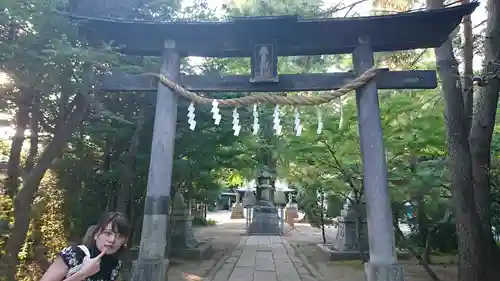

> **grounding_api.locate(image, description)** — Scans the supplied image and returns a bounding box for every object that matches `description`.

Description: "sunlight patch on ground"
[0,72,12,86]
[183,272,203,281]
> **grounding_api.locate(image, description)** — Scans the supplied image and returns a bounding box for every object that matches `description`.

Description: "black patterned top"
[59,245,122,281]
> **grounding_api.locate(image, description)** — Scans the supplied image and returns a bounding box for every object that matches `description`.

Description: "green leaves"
[276,87,448,210]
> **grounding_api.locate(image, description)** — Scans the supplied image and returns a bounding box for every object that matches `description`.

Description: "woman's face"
[94,223,127,254]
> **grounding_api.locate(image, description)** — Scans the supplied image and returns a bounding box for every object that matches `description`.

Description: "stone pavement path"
[209,236,319,281]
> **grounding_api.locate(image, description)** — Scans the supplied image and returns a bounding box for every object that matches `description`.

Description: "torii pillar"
[354,36,404,281]
[130,40,179,281]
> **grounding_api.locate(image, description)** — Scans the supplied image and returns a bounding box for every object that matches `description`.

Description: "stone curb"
[283,240,326,281]
[203,249,232,281]
[203,238,246,281]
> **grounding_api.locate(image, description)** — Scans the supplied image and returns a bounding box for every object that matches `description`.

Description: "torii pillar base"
[365,263,404,281]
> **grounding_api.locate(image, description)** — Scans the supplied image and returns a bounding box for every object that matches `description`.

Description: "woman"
[40,212,130,281]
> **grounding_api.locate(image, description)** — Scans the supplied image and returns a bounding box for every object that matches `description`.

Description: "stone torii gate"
[68,3,477,281]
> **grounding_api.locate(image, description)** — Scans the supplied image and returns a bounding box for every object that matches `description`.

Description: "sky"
[181,0,487,70]
[183,0,486,25]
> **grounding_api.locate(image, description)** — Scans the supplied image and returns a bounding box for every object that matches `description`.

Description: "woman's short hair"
[82,212,130,250]
[82,224,97,244]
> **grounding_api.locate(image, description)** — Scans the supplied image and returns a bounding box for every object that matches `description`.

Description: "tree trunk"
[0,93,88,281]
[4,90,32,198]
[24,95,40,174]
[461,0,474,133]
[116,103,147,213]
[469,0,500,269]
[423,238,432,265]
[319,190,326,244]
[416,200,429,248]
[425,1,489,281]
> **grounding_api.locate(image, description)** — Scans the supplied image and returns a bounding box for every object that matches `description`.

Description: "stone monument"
[314,194,370,261]
[169,191,212,259]
[247,166,281,235]
[230,192,245,219]
[334,197,369,252]
[320,194,409,261]
[170,192,199,250]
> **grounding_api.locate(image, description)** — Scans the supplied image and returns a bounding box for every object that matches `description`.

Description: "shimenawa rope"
[141,67,381,107]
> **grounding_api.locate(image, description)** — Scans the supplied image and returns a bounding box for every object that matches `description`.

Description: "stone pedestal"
[129,258,169,281]
[230,203,245,219]
[247,201,280,235]
[169,192,200,257]
[170,214,198,249]
[230,192,245,219]
[334,202,369,252]
[364,262,404,281]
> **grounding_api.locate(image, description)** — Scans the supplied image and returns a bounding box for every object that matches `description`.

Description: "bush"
[192,217,217,226]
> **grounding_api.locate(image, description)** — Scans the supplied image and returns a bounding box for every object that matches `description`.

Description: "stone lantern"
[257,166,273,202]
[247,166,280,235]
